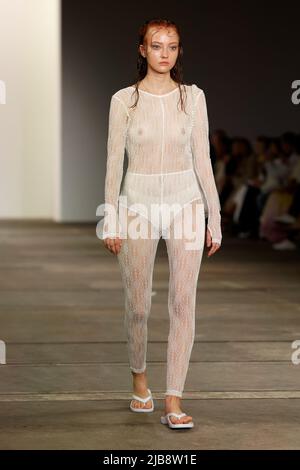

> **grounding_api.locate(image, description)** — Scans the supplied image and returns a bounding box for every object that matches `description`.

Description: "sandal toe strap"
[167,412,186,418]
[131,394,152,403]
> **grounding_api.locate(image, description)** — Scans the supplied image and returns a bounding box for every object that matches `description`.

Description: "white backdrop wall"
[0,0,60,219]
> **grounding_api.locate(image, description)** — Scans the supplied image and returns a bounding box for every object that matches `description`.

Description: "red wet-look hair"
[130,18,190,113]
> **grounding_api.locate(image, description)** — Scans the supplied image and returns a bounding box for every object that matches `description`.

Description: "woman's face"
[232,141,244,157]
[139,26,179,74]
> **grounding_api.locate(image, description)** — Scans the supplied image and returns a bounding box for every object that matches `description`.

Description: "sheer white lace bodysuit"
[101,83,222,398]
[101,84,222,243]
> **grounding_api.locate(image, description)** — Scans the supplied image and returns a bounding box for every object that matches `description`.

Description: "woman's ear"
[139,44,146,58]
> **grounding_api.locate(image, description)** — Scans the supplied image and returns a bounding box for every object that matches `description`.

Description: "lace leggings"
[117,199,206,398]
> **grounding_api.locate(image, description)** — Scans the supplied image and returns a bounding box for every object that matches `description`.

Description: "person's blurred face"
[281,141,292,155]
[139,26,179,75]
[266,142,279,160]
[211,133,227,155]
[214,139,227,156]
[232,141,244,157]
[211,133,222,148]
[255,140,267,155]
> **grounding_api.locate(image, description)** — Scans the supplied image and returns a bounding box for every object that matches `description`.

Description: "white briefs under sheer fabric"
[117,168,205,238]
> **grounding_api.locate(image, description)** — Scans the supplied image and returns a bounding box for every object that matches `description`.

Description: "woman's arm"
[103,94,129,238]
[190,87,222,244]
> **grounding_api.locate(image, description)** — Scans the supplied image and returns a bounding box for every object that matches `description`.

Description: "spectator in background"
[280,131,300,171]
[272,134,300,249]
[255,135,270,163]
[210,129,232,206]
[208,128,300,248]
[259,132,300,249]
[257,138,284,213]
[274,158,300,225]
[223,137,261,237]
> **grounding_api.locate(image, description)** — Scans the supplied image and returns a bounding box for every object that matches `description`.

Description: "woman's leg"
[117,209,160,374]
[163,200,205,423]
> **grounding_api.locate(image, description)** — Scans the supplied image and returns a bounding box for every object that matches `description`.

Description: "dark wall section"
[61,0,300,220]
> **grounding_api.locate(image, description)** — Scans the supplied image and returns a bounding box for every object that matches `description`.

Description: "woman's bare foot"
[165,395,193,424]
[131,371,153,409]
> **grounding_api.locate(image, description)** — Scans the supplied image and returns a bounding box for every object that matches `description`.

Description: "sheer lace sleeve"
[191,87,222,244]
[103,94,129,238]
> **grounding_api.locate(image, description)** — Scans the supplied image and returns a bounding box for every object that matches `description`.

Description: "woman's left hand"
[206,229,221,257]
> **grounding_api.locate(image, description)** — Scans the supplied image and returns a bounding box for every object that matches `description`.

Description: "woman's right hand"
[103,237,122,255]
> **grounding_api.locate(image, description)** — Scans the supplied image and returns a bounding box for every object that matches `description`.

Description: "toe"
[170,415,192,424]
[184,416,193,423]
[170,416,181,424]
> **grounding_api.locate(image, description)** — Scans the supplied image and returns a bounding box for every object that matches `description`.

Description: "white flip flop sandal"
[129,388,154,412]
[160,412,194,429]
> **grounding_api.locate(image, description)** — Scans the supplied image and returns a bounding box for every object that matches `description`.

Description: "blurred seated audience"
[209,130,300,250]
